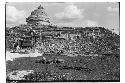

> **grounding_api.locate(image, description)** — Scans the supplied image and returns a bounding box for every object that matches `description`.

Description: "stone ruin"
[6,4,119,56]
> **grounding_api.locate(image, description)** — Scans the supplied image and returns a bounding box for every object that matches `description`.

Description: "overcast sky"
[6,2,119,34]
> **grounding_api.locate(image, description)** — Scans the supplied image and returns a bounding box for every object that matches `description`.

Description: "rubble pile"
[6,5,120,56]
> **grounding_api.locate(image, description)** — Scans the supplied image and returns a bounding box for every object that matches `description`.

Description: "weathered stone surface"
[7,70,34,80]
[26,5,51,25]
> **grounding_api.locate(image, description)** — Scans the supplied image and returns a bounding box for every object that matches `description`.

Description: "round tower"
[26,5,51,25]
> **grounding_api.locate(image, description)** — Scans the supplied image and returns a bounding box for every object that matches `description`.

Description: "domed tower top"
[26,4,51,25]
[37,4,44,9]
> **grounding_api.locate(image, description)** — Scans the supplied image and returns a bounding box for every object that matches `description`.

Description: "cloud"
[6,6,27,23]
[107,6,119,12]
[55,4,84,21]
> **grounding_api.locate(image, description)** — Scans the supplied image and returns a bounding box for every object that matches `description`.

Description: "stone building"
[7,4,83,54]
[26,5,51,26]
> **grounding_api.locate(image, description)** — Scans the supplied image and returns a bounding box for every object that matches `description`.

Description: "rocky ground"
[6,52,120,82]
